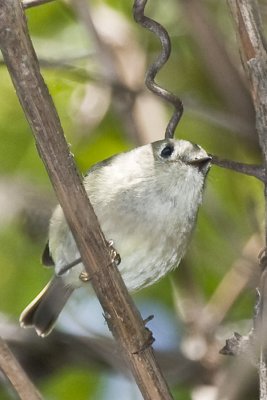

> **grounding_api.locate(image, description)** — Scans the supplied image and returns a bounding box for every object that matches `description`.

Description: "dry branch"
[0,1,173,399]
[0,336,42,400]
[227,0,267,398]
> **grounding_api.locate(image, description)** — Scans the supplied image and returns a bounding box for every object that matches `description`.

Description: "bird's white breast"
[49,146,206,291]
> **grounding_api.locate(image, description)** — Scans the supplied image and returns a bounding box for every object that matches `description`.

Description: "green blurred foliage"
[41,367,101,400]
[0,0,264,399]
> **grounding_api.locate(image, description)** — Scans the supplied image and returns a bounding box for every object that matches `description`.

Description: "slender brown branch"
[0,1,173,399]
[211,156,266,182]
[0,336,43,400]
[228,0,267,397]
[227,0,267,156]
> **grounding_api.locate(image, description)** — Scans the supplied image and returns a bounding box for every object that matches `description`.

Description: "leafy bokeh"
[0,1,265,399]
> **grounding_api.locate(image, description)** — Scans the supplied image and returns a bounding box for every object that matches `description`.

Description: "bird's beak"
[188,156,212,173]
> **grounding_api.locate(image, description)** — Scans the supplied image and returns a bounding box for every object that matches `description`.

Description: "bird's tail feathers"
[20,277,73,337]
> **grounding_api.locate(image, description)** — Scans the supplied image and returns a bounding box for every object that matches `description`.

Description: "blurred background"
[0,0,266,399]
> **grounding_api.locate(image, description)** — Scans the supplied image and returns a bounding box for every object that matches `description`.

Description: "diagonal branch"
[0,336,43,400]
[227,1,267,398]
[0,1,173,399]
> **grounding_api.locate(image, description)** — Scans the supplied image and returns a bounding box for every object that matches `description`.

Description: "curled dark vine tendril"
[133,0,183,139]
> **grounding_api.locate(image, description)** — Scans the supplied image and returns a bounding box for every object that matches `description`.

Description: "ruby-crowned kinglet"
[20,138,211,337]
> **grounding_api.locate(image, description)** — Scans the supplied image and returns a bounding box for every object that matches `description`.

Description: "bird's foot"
[108,240,121,266]
[79,271,91,282]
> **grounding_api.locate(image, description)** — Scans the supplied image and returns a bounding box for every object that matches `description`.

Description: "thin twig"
[0,336,43,400]
[0,1,173,399]
[211,156,266,182]
[227,0,267,397]
[133,0,183,139]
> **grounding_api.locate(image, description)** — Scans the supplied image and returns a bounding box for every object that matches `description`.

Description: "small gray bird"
[20,138,211,337]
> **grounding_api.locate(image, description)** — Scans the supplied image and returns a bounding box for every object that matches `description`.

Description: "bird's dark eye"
[160,144,174,158]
